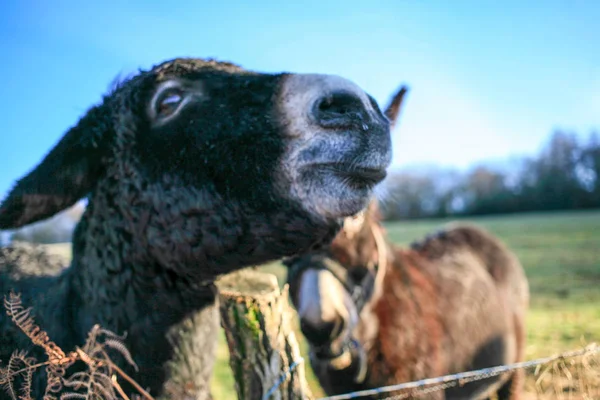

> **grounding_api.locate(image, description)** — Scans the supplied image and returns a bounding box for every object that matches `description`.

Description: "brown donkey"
[285,201,529,399]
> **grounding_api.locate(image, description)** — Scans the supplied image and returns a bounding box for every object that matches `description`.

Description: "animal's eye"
[156,89,184,118]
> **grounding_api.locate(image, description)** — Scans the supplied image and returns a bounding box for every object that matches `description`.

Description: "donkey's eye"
[156,89,184,118]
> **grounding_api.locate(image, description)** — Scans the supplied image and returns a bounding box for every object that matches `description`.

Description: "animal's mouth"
[310,337,368,383]
[320,163,387,188]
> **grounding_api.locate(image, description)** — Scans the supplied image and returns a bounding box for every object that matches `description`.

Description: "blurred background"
[0,1,599,398]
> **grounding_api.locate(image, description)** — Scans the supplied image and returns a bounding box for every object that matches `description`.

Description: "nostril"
[313,91,366,128]
[300,318,345,347]
[317,93,360,115]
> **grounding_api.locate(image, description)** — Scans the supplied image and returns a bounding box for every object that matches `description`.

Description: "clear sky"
[0,0,598,199]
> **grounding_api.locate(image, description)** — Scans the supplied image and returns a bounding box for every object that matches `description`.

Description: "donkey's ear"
[0,104,113,229]
[383,85,409,131]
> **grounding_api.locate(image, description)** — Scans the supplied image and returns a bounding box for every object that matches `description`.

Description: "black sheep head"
[0,58,392,272]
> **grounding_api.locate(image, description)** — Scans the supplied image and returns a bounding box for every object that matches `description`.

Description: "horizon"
[0,0,598,198]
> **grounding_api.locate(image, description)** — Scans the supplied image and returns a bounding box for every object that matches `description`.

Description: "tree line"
[381,130,600,221]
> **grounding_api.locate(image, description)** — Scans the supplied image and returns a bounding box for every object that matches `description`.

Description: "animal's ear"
[384,85,409,131]
[0,104,112,229]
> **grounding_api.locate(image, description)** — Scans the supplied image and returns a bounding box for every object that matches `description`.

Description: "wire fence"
[314,343,600,400]
[262,357,306,400]
[261,342,599,400]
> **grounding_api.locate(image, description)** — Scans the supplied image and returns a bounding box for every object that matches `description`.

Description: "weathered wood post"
[216,269,313,400]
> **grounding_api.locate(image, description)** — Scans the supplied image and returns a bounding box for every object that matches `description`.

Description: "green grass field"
[42,209,600,399]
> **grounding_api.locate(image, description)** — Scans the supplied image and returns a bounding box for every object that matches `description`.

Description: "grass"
[42,209,600,399]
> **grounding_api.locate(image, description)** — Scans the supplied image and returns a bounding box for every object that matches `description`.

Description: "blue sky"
[0,0,598,199]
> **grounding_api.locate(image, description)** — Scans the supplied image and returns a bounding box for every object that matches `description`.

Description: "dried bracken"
[0,293,151,400]
[0,350,36,400]
[4,292,67,364]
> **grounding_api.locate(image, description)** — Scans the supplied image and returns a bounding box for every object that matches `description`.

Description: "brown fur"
[290,202,529,399]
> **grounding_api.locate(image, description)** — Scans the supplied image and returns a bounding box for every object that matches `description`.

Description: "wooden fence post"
[216,269,313,400]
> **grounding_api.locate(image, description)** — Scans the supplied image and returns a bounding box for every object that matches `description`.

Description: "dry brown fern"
[0,292,155,400]
[3,291,75,400]
[0,350,36,400]
[4,292,68,364]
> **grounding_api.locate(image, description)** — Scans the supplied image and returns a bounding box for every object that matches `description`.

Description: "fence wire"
[312,343,600,400]
[262,357,306,400]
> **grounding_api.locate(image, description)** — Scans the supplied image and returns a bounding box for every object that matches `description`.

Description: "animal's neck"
[348,234,390,356]
[355,247,444,386]
[67,178,338,346]
[62,181,337,395]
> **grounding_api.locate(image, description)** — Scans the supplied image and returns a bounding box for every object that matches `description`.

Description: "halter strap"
[370,222,388,299]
